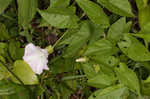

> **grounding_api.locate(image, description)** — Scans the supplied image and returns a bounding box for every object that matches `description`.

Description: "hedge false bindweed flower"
[23,43,49,75]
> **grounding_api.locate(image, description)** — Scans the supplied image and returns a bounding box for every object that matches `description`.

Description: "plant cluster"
[0,0,150,99]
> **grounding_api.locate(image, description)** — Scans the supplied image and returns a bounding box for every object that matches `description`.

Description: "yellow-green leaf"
[12,60,39,85]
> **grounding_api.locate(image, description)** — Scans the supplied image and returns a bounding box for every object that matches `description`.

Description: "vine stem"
[46,31,68,54]
[61,75,86,81]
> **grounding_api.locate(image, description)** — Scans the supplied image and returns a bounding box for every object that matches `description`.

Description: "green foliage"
[8,41,24,60]
[88,85,129,99]
[0,0,12,14]
[63,21,90,57]
[118,34,150,61]
[138,6,150,28]
[84,39,118,56]
[87,72,115,88]
[0,79,30,99]
[50,0,70,8]
[97,0,133,17]
[0,23,10,41]
[1,0,150,98]
[76,0,109,28]
[0,61,10,80]
[12,60,38,85]
[17,0,37,29]
[38,7,79,29]
[107,17,129,43]
[115,63,140,95]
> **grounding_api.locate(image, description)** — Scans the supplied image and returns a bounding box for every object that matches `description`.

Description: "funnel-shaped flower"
[23,43,49,74]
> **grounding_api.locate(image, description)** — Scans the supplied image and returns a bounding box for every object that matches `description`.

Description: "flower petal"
[23,43,49,74]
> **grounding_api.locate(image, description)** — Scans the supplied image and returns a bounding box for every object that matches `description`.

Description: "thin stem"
[61,75,86,81]
[52,31,67,48]
[2,14,15,20]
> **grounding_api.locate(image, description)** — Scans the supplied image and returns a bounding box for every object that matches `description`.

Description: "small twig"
[61,75,86,81]
[52,31,68,48]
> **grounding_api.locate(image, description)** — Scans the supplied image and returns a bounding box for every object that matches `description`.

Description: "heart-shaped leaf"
[12,60,39,85]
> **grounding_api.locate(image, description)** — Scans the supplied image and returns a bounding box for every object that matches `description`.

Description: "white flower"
[23,43,49,75]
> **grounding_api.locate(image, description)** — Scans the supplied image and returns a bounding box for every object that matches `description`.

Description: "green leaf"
[0,43,12,63]
[57,29,78,46]
[76,0,109,28]
[142,76,150,96]
[81,61,116,88]
[1,92,30,99]
[88,21,105,44]
[138,6,150,28]
[19,31,33,42]
[12,60,39,85]
[0,0,12,14]
[135,22,150,47]
[137,22,150,46]
[115,63,140,95]
[135,0,144,10]
[38,19,50,27]
[38,7,79,29]
[127,93,137,99]
[0,80,30,99]
[123,21,132,33]
[132,33,150,42]
[81,63,97,79]
[0,42,8,56]
[0,80,18,95]
[0,80,29,96]
[97,64,115,76]
[50,0,70,8]
[0,60,11,80]
[118,34,150,61]
[91,56,120,68]
[17,0,37,29]
[87,73,115,88]
[84,39,118,56]
[50,57,74,74]
[88,85,129,99]
[140,22,150,33]
[97,0,134,17]
[8,41,24,60]
[0,55,5,63]
[63,21,90,57]
[107,17,128,43]
[144,75,150,84]
[0,23,10,41]
[39,6,76,28]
